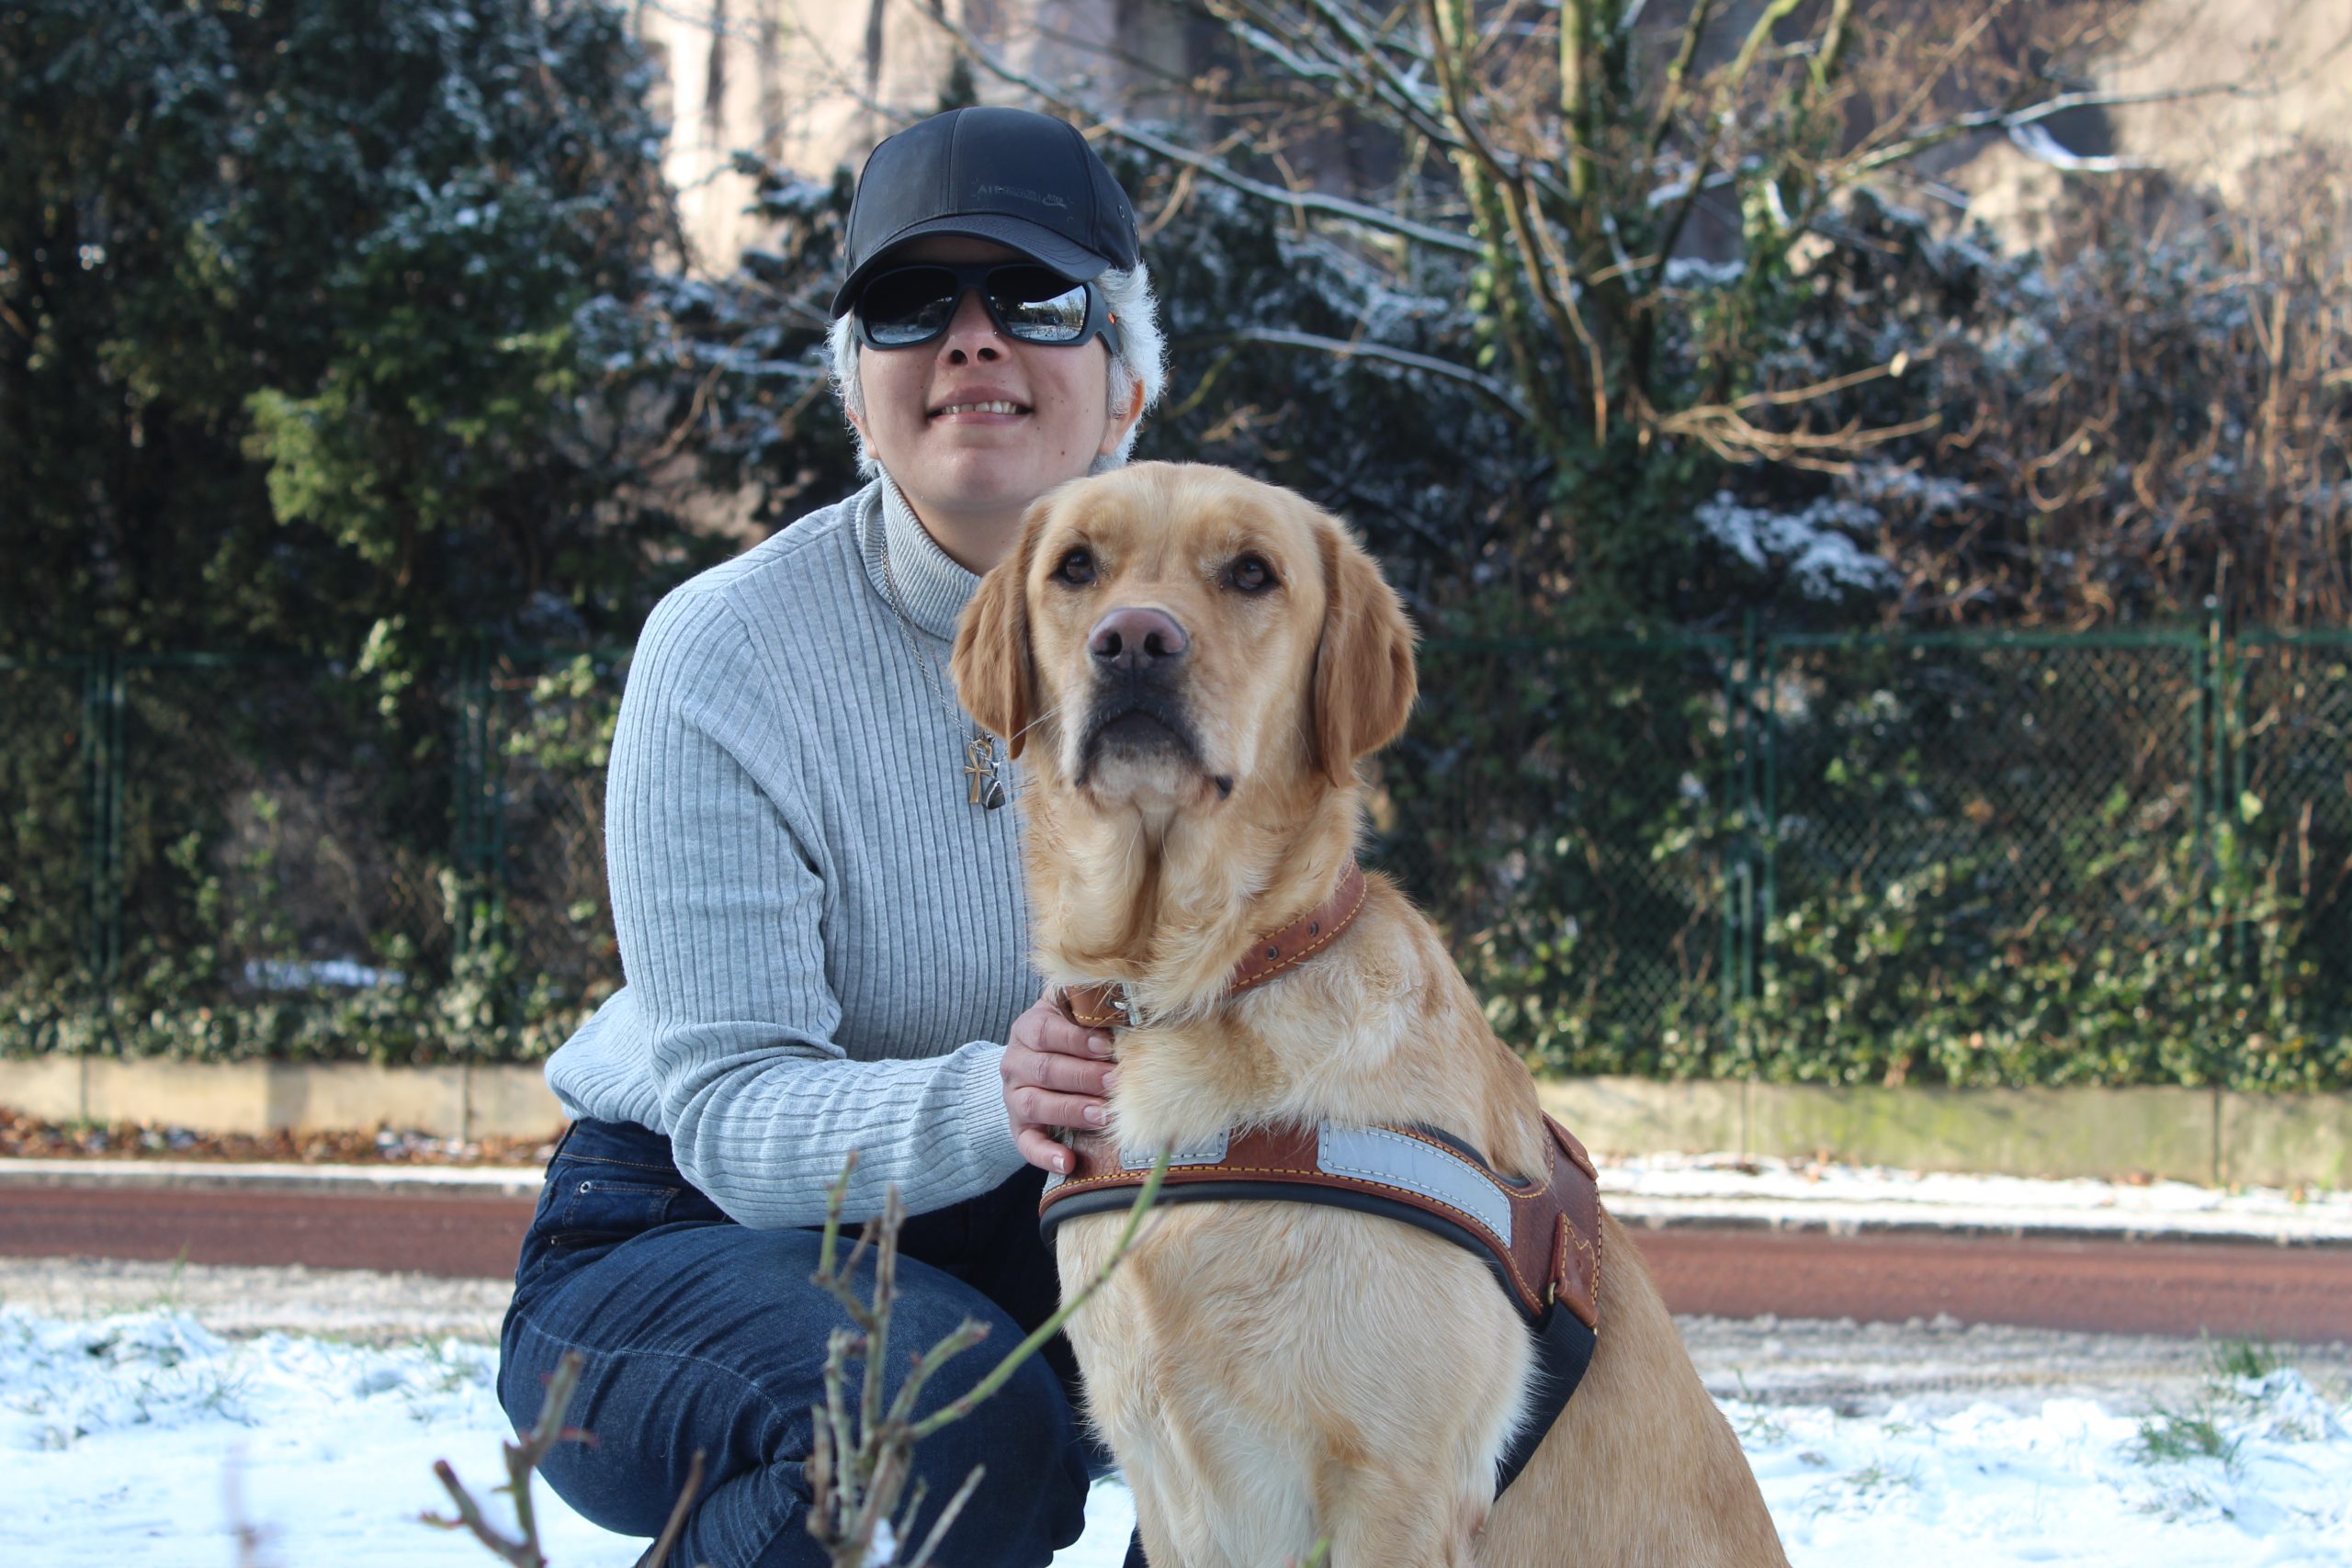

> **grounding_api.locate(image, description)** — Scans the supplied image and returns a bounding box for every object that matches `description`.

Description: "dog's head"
[952,462,1417,813]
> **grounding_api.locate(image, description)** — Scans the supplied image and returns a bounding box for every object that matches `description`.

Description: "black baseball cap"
[830,107,1141,318]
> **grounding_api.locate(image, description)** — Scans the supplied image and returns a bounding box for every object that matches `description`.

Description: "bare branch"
[1213,0,1462,151]
[1643,0,1720,164]
[1843,81,2275,182]
[1811,0,1856,96]
[1648,400,1942,469]
[1725,0,1806,92]
[910,1147,1177,1439]
[905,1463,988,1568]
[1522,181,1609,441]
[1725,352,1927,412]
[1418,0,1569,430]
[1171,327,1530,419]
[427,1459,544,1568]
[644,1450,707,1568]
[797,1146,1171,1564]
[1854,0,2015,164]
[914,0,1482,256]
[1644,0,1802,296]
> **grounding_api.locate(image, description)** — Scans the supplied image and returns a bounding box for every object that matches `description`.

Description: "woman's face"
[849,236,1136,537]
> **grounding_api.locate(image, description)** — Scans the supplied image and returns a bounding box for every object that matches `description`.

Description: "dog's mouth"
[1075,690,1206,785]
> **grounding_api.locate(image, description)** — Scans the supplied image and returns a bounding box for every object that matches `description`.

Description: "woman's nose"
[938,288,1002,363]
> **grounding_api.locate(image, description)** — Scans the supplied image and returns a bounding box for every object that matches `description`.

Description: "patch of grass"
[2132,1407,2241,1469]
[1724,1369,1792,1445]
[137,1251,194,1315]
[2205,1336,2286,1383]
[2134,1480,2219,1522]
[1846,1459,1922,1497]
[2132,1334,2311,1470]
[1800,1457,1921,1518]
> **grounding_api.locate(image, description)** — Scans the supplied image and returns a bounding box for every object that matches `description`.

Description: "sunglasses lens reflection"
[989,268,1090,343]
[859,267,960,345]
[857,265,1092,346]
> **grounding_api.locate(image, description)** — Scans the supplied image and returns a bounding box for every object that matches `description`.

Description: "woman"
[497,106,1169,1567]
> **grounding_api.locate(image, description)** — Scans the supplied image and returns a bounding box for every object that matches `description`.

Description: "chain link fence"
[3,627,2347,1084]
[0,662,87,1013]
[1380,624,2349,1089]
[2233,632,2352,1051]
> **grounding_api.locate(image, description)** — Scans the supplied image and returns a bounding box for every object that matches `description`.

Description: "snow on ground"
[5,1260,2350,1567]
[1598,1151,2352,1243]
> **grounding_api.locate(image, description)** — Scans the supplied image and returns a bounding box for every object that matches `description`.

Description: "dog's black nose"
[1089,606,1189,671]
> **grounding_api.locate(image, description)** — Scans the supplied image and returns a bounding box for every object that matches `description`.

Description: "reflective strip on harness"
[1314,1123,1517,1247]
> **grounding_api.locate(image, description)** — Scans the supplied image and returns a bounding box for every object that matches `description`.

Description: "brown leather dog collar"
[1055,861,1371,1030]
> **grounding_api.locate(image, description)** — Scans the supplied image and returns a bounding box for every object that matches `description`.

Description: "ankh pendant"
[964,733,1010,810]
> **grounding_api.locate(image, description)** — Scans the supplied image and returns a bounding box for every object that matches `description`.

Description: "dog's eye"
[1227,555,1277,594]
[1055,547,1096,587]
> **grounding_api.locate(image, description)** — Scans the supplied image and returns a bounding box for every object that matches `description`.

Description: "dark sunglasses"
[853,262,1125,355]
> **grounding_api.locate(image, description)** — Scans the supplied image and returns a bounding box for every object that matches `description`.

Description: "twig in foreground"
[807,1147,1172,1565]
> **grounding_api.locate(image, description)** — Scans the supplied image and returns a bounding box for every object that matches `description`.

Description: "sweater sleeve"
[602,583,1025,1228]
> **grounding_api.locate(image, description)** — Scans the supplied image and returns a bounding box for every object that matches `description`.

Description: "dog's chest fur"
[1056,1194,1532,1561]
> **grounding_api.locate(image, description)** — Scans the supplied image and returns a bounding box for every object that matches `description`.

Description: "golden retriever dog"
[952,462,1788,1567]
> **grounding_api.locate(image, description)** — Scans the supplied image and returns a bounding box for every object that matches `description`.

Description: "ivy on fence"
[2,627,2346,1088]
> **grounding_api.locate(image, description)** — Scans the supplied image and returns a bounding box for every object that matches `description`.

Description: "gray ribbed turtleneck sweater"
[545,479,1035,1227]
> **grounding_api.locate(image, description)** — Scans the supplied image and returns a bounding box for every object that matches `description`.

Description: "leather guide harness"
[1038,863,1603,1495]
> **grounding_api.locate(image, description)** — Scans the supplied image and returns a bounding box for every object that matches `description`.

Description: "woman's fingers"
[1001,1049,1114,1122]
[1009,1085,1110,1132]
[1016,1126,1073,1175]
[1010,997,1114,1060]
[1018,1049,1114,1098]
[1004,993,1119,1172]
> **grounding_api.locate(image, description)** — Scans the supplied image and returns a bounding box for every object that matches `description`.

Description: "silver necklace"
[879,515,1012,811]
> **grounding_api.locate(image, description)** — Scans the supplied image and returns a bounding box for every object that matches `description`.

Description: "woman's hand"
[1002,989,1117,1174]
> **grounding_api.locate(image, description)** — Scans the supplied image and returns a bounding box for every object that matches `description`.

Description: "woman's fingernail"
[1103,1068,1120,1093]
[1084,1104,1107,1126]
[1089,1034,1114,1055]
[1054,1153,1069,1173]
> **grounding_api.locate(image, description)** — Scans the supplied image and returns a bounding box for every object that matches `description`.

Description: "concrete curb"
[1536,1079,2352,1190]
[0,1058,563,1143]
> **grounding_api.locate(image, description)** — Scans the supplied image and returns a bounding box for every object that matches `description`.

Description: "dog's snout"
[1089,607,1189,671]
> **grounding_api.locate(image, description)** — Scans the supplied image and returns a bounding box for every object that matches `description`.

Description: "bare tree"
[911,0,2350,625]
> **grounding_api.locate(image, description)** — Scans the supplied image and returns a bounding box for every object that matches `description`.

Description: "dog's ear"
[1311,520,1418,786]
[952,519,1037,758]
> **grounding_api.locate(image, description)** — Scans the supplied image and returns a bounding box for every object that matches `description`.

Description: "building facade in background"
[630,0,1200,268]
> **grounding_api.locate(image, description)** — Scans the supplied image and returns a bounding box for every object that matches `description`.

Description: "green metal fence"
[2,626,2346,1082]
[1385,620,2350,1087]
[0,645,628,1061]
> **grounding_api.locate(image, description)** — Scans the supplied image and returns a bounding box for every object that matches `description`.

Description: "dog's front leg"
[1123,1464,1208,1568]
[1318,1475,1485,1568]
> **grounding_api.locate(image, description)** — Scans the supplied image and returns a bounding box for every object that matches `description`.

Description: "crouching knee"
[888,1315,1091,1565]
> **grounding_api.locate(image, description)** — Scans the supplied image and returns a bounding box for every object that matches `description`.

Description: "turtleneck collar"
[856,473,985,642]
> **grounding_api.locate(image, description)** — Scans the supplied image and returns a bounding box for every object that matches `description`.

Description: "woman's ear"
[1096,374,1144,459]
[952,524,1037,757]
[1310,520,1419,786]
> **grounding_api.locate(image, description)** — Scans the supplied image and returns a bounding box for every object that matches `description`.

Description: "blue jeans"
[497,1118,1102,1567]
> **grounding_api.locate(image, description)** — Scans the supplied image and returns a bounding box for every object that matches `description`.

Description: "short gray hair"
[828,264,1169,477]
